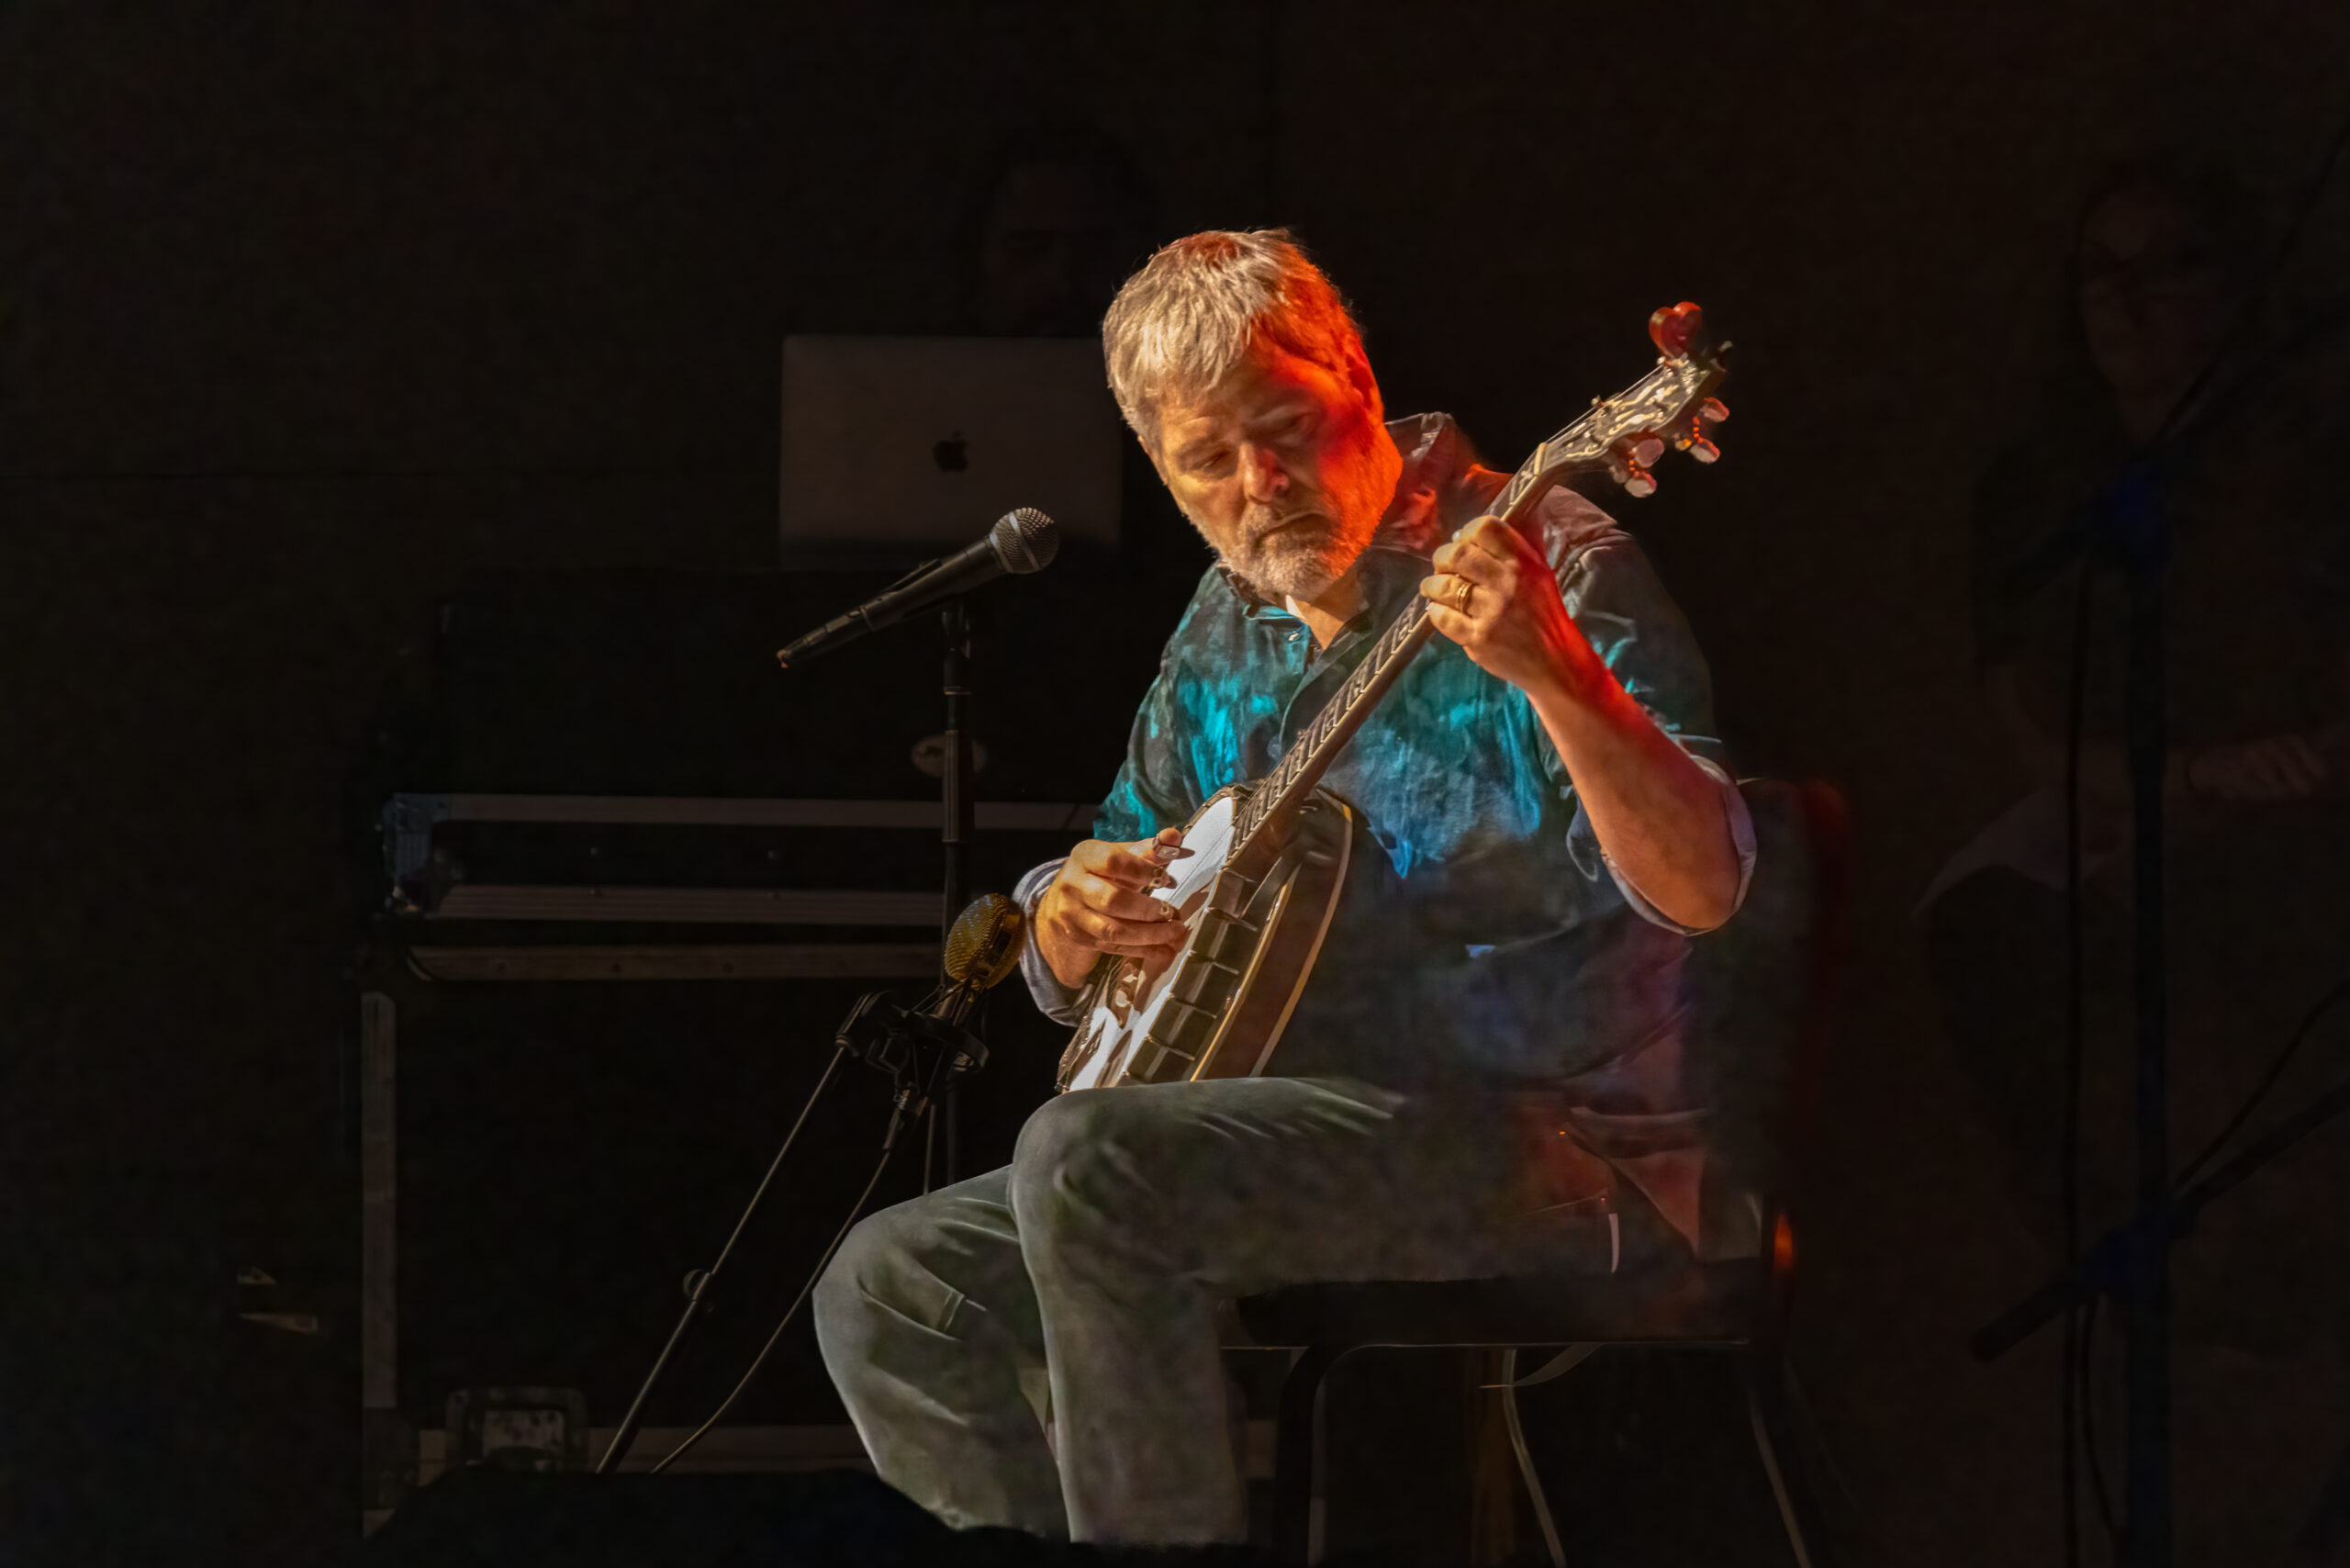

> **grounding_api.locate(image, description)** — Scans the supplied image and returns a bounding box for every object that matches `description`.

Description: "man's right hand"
[1033,827,1194,990]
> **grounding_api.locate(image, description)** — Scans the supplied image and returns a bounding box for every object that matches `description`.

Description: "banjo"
[1057,303,1730,1092]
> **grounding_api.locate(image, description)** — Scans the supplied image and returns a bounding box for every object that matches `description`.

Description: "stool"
[1237,1223,1831,1564]
[1237,779,1851,1565]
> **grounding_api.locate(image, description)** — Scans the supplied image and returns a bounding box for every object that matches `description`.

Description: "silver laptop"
[780,336,1125,557]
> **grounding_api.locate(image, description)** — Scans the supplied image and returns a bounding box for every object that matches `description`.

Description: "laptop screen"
[780,335,1124,561]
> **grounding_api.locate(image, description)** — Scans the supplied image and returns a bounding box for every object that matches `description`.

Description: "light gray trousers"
[811,1075,1665,1546]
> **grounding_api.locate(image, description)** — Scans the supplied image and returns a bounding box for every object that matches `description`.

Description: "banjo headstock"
[1494,302,1730,515]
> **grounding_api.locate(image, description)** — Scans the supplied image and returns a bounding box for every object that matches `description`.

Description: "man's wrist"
[1013,855,1088,1018]
[1521,641,1610,718]
[1034,925,1073,988]
[1528,616,1617,704]
[1030,917,1090,991]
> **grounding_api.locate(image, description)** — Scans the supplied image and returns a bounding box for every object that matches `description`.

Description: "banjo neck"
[1225,302,1730,870]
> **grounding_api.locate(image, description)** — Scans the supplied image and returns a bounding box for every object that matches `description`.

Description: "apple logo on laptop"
[933,431,968,472]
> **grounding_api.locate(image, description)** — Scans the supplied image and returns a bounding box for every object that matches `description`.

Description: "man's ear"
[1340,337,1384,424]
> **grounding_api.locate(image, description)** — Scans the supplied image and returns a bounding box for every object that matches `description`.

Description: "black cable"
[649,1130,902,1474]
[2046,980,2350,1553]
[1975,988,2350,1367]
[2079,1295,2120,1543]
[595,1043,850,1474]
[2178,977,2350,1190]
[647,998,979,1476]
[2151,99,2350,454]
[2060,562,2096,1568]
[2174,1036,2350,1217]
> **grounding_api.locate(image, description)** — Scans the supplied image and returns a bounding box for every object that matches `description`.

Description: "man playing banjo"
[812,230,1754,1546]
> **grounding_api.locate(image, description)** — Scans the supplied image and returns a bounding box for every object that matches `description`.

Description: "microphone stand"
[1974,1034,2350,1365]
[939,599,973,1185]
[593,1043,851,1474]
[598,542,1035,1472]
[780,577,991,1186]
[595,982,995,1474]
[1968,100,2350,1561]
[1965,430,2194,1566]
[1977,468,2180,1564]
[598,595,990,1471]
[2112,463,2172,1568]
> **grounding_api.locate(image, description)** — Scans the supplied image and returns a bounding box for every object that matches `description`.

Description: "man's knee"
[812,1196,949,1353]
[1008,1090,1161,1252]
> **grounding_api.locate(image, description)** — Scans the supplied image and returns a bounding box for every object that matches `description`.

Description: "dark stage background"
[6,4,2350,1563]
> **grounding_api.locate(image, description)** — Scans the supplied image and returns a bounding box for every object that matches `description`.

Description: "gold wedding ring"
[1448,577,1473,612]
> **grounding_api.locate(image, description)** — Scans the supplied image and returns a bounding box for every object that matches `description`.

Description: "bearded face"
[1148,338,1402,604]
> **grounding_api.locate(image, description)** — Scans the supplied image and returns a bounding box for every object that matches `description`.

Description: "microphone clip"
[834,989,990,1124]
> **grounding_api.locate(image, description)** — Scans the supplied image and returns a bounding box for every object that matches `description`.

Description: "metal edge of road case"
[356,790,1095,1530]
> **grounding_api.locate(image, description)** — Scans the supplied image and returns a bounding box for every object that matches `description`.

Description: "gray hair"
[1101,229,1364,452]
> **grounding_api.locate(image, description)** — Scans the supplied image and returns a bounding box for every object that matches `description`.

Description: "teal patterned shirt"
[1018,413,1756,1248]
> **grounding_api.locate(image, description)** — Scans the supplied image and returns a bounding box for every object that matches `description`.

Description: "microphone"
[836,895,1027,1088]
[945,892,1026,987]
[938,892,1027,1024]
[775,509,1060,668]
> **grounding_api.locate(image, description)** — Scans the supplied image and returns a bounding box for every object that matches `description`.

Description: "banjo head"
[1056,787,1351,1092]
[1057,790,1239,1092]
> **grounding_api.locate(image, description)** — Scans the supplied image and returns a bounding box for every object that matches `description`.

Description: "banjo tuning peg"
[1648,301,1704,358]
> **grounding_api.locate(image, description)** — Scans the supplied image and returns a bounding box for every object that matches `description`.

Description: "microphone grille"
[989,508,1060,575]
[943,893,1026,990]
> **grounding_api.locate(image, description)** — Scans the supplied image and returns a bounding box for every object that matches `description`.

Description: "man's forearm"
[1526,655,1741,931]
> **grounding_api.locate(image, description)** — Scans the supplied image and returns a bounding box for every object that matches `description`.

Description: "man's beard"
[1221,462,1388,600]
[1232,502,1360,599]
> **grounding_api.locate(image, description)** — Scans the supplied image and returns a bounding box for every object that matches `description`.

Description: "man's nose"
[1239,442,1288,502]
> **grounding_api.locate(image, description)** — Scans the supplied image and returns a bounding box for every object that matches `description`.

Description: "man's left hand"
[1421,515,1588,700]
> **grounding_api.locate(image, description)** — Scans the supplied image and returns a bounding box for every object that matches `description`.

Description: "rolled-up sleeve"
[1599,757,1758,935]
[1536,499,1754,935]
